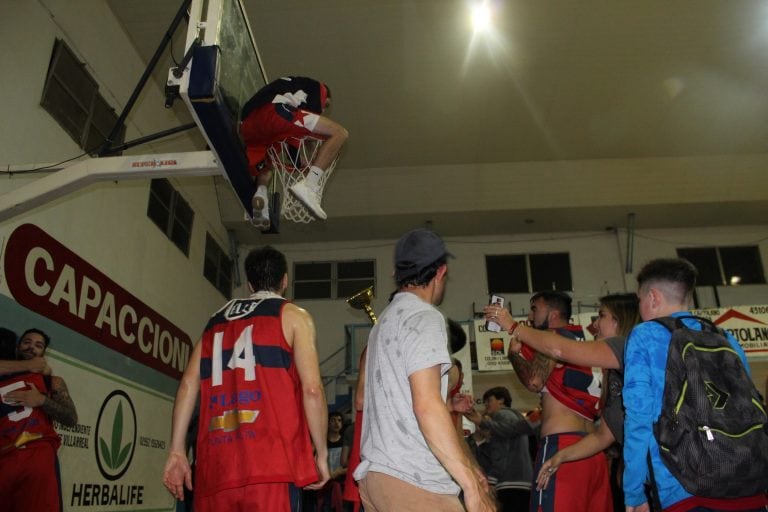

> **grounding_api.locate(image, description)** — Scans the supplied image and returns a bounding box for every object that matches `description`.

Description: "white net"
[267,137,337,223]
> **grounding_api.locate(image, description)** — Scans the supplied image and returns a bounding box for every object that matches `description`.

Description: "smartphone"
[485,295,504,332]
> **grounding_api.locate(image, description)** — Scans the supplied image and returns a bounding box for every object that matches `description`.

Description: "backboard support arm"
[98,0,193,157]
[103,122,197,155]
[0,151,221,223]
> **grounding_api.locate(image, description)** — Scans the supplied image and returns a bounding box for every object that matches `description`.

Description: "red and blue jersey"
[195,296,317,498]
[521,325,602,421]
[0,372,60,454]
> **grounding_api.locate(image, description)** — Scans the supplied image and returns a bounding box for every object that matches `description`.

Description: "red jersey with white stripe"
[0,372,60,454]
[195,296,317,498]
[521,325,602,421]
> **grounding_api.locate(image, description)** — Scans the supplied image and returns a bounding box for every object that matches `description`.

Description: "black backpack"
[651,315,768,498]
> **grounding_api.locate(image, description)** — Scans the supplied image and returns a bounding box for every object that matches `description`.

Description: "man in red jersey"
[489,291,610,512]
[0,328,78,512]
[163,246,330,512]
[240,76,348,226]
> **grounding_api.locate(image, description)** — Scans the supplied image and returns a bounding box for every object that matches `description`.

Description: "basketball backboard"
[173,0,268,218]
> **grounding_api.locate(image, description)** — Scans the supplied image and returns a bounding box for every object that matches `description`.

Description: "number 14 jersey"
[196,296,317,498]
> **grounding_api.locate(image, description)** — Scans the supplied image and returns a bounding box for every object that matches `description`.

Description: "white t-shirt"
[354,292,457,494]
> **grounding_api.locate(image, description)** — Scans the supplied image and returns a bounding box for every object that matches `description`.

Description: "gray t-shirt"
[354,292,457,494]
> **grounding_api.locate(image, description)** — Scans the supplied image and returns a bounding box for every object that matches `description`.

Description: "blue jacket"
[622,312,750,508]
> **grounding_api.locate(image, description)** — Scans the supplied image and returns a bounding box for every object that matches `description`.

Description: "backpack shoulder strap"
[689,315,719,333]
[651,315,719,333]
[650,316,678,331]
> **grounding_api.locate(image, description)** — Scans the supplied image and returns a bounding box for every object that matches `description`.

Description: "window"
[294,262,331,299]
[486,255,527,293]
[485,253,572,293]
[293,260,375,300]
[337,261,376,298]
[147,179,194,256]
[677,246,765,286]
[204,234,233,297]
[40,39,125,154]
[530,253,572,292]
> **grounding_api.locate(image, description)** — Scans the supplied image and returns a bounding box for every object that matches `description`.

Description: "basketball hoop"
[267,137,337,223]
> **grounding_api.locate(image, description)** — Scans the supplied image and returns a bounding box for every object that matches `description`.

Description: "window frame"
[146,178,194,257]
[292,260,376,300]
[485,252,573,294]
[204,233,233,298]
[676,246,766,286]
[40,38,125,154]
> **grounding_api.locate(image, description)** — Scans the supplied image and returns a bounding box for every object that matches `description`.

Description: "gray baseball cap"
[394,228,453,281]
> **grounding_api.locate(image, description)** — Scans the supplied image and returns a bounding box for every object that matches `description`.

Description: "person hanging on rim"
[240,76,348,228]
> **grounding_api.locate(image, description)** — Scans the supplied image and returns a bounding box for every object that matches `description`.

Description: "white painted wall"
[257,224,768,365]
[0,0,228,339]
[253,225,768,407]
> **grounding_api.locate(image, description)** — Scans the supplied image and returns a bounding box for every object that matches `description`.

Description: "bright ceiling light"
[472,1,492,32]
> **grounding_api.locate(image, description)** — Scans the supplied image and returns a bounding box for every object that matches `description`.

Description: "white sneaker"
[289,179,327,220]
[249,188,271,230]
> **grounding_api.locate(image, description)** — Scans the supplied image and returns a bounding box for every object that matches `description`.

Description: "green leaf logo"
[95,390,137,481]
[99,401,133,470]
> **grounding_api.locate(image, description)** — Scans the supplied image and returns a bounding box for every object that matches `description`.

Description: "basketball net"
[267,137,337,223]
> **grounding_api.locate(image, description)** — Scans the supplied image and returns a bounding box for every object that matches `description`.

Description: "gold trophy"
[346,286,378,325]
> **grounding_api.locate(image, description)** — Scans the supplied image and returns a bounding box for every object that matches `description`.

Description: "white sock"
[307,166,324,187]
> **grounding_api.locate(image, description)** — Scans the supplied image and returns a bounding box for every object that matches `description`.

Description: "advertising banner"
[474,316,529,372]
[1,223,187,510]
[50,350,175,511]
[691,305,768,357]
[474,305,767,372]
[4,223,193,379]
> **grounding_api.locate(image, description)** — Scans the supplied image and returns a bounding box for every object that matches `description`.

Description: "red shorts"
[240,103,324,174]
[0,441,61,512]
[194,482,302,512]
[531,432,612,512]
[342,411,363,504]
